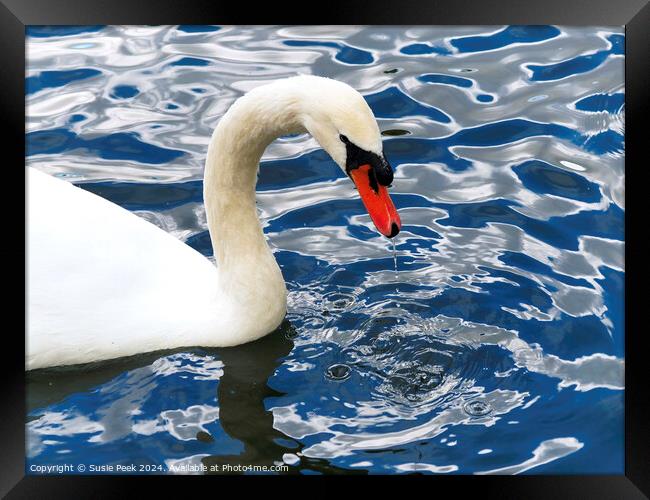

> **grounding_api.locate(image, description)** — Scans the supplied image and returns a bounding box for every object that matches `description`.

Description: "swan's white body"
[27,75,385,370]
[28,168,234,369]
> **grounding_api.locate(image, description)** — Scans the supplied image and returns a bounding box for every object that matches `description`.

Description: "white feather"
[26,75,384,369]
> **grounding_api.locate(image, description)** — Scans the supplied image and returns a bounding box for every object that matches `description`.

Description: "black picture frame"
[3,1,647,496]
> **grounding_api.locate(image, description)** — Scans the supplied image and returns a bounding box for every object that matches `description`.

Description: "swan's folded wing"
[26,168,221,369]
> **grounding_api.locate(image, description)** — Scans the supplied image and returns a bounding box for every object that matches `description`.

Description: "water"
[26,25,624,474]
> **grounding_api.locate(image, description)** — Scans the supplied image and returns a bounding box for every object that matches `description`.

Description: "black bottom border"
[5,474,649,498]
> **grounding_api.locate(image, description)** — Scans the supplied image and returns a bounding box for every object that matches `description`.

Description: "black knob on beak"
[374,156,393,186]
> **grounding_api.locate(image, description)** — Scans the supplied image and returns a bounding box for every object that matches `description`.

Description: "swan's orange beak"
[350,164,401,238]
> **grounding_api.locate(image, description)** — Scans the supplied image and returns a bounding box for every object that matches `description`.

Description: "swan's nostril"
[389,222,400,238]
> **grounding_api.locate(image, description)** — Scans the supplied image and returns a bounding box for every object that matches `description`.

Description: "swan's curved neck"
[203,85,304,294]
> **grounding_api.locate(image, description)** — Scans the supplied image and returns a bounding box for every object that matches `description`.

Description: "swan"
[27,75,401,370]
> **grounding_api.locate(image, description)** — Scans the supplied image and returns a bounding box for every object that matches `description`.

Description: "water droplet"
[326,364,351,381]
[391,238,399,299]
[463,400,493,417]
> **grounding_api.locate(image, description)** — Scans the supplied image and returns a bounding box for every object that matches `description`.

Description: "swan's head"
[294,76,401,239]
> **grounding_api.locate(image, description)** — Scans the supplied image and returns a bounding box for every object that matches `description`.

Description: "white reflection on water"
[476,437,584,474]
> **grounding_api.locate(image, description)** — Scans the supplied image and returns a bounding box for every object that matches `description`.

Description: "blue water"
[26,25,624,475]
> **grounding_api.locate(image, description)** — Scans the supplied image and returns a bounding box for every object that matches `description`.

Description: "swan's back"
[27,168,221,369]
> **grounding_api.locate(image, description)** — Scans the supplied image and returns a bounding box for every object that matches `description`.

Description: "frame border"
[4,0,648,496]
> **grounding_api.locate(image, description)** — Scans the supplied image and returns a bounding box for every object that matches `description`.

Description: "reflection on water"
[26,25,624,474]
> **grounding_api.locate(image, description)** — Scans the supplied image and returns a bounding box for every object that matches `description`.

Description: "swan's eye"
[339,134,349,144]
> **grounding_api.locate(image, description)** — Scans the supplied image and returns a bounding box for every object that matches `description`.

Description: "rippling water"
[26,25,625,474]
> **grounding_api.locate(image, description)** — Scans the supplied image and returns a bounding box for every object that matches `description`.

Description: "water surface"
[26,25,624,474]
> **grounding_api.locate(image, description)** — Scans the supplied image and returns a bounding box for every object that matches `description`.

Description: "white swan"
[27,75,401,370]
